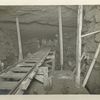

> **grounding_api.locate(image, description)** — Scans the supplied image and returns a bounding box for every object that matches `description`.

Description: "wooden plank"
[52,52,55,72]
[82,42,100,87]
[13,78,31,94]
[35,67,48,83]
[81,30,100,38]
[76,5,83,87]
[24,60,37,63]
[26,58,41,61]
[28,71,36,80]
[43,67,49,87]
[0,71,26,80]
[17,63,35,67]
[35,75,44,83]
[20,78,31,90]
[11,67,31,73]
[58,6,64,70]
[16,16,23,61]
[0,81,18,90]
[11,48,51,94]
[16,71,36,94]
[37,67,46,75]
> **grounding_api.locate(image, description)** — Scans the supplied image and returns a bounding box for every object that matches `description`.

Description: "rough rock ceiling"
[0,6,77,40]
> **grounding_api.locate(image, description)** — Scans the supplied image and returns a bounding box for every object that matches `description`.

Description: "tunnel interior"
[0,6,77,67]
[0,5,100,94]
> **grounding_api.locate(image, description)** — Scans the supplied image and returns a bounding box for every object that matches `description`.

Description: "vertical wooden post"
[58,6,64,70]
[76,5,83,87]
[52,51,56,73]
[16,16,23,61]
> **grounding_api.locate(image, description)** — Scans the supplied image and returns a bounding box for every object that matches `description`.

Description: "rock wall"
[0,29,17,68]
[83,6,100,62]
[82,5,100,94]
[0,6,77,71]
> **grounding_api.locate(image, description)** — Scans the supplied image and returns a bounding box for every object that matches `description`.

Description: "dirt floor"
[25,70,89,94]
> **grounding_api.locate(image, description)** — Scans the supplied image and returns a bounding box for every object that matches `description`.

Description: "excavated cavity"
[0,5,100,94]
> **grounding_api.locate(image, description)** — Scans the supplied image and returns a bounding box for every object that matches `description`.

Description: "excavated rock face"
[0,5,100,94]
[0,29,17,67]
[0,6,77,69]
[83,5,100,94]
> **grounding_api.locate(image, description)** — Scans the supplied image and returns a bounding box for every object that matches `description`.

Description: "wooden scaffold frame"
[15,5,100,89]
[75,5,100,88]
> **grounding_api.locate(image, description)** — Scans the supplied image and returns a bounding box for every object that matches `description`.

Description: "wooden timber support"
[58,6,64,70]
[16,16,23,61]
[76,5,83,87]
[81,30,100,38]
[82,42,100,87]
[52,51,56,72]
